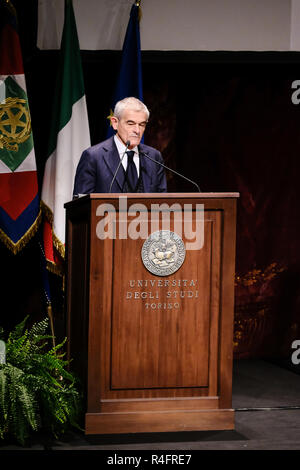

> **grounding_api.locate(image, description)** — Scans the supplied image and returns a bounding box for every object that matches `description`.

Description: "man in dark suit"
[73,97,167,195]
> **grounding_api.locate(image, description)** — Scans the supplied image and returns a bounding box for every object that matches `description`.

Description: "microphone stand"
[109,140,131,193]
[139,150,201,192]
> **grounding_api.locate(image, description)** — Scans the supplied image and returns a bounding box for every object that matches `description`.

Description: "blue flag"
[107,1,143,138]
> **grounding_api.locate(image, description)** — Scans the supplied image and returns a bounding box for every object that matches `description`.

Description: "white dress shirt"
[114,134,140,177]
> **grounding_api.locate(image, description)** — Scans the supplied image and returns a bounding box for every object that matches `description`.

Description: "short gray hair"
[113,97,150,120]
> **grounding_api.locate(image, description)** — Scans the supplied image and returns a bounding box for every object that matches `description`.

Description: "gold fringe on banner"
[46,259,65,277]
[41,200,65,260]
[0,208,42,254]
[52,232,65,259]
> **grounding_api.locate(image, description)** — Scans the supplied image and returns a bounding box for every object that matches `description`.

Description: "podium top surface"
[65,192,240,208]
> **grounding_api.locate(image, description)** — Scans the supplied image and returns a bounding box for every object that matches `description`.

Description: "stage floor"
[1,359,300,451]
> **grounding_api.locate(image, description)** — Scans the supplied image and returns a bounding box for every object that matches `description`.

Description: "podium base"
[85,409,235,435]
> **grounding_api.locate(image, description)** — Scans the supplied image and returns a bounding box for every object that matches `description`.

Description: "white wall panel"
[37,0,293,51]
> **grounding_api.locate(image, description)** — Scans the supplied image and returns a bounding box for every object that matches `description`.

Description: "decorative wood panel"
[65,193,238,434]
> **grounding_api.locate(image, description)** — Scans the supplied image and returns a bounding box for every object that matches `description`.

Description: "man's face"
[111,109,148,149]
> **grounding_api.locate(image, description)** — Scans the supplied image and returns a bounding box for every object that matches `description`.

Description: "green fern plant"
[0,316,82,445]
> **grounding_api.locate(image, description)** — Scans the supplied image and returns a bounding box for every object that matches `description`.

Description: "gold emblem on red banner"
[0,97,31,151]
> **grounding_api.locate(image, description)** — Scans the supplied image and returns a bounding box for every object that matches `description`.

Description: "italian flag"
[41,0,90,272]
[0,0,40,254]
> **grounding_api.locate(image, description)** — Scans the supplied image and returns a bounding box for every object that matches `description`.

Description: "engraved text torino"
[126,279,198,310]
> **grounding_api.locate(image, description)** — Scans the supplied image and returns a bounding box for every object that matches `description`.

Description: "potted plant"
[0,316,82,446]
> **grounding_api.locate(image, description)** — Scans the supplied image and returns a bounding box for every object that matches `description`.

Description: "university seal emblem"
[141,230,186,276]
[0,97,31,152]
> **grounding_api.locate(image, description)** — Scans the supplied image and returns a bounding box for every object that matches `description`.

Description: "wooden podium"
[64,193,239,435]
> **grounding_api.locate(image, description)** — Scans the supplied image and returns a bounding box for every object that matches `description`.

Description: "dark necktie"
[126,150,138,191]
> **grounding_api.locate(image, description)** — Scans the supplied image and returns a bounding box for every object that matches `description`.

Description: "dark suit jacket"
[73,136,167,195]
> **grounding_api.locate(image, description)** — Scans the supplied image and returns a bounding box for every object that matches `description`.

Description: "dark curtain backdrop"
[1,0,300,360]
[145,61,300,359]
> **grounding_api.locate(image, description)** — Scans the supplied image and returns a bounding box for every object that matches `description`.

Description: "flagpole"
[4,0,15,13]
[47,305,56,349]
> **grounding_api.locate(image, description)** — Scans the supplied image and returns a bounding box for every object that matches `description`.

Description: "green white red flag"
[41,0,90,272]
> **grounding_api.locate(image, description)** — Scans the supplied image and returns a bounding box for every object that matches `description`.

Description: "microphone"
[139,150,201,192]
[109,140,131,193]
